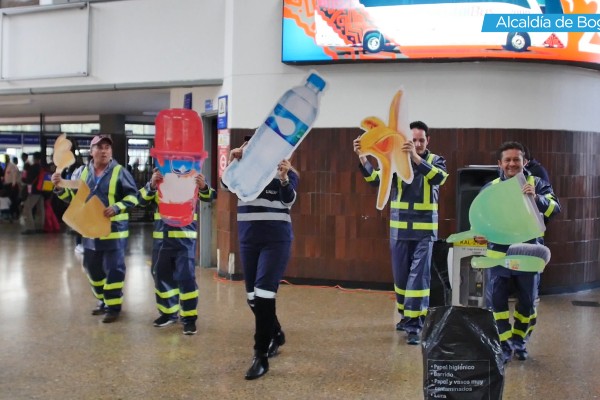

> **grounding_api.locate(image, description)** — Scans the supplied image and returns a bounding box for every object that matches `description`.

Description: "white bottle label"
[265,104,309,146]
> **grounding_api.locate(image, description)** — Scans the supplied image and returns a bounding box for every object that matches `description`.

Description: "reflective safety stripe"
[155,288,180,299]
[246,292,255,301]
[180,309,198,317]
[180,290,199,301]
[494,311,510,320]
[121,194,139,207]
[104,281,124,291]
[157,303,180,314]
[396,303,405,311]
[108,165,121,206]
[412,222,437,230]
[239,198,292,210]
[153,213,199,220]
[88,277,106,287]
[92,292,104,300]
[404,309,428,318]
[514,309,537,324]
[104,297,123,306]
[199,189,213,199]
[390,220,408,229]
[255,287,277,299]
[390,201,409,209]
[390,153,441,212]
[390,221,437,230]
[152,230,197,239]
[237,213,291,222]
[99,231,129,240]
[512,326,535,339]
[545,198,557,217]
[58,190,72,200]
[394,285,404,295]
[498,329,513,342]
[404,288,431,298]
[110,213,129,221]
[168,231,196,239]
[414,203,438,211]
[365,170,379,182]
[139,188,154,201]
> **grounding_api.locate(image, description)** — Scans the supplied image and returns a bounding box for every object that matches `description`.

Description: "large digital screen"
[282,0,600,68]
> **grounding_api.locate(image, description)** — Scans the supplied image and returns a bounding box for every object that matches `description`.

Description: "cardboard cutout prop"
[357,90,413,210]
[53,134,111,238]
[446,173,545,245]
[150,109,207,227]
[470,243,551,273]
[222,72,326,202]
[62,181,111,238]
[53,133,75,173]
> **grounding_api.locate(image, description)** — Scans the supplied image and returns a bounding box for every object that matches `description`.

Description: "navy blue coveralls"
[483,172,560,357]
[236,170,298,354]
[56,160,138,314]
[359,150,448,334]
[138,182,215,323]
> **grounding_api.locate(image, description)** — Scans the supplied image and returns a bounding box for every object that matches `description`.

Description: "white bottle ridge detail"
[222,72,326,201]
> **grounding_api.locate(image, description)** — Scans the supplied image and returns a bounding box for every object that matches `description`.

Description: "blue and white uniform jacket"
[56,160,138,250]
[359,150,449,241]
[236,171,298,244]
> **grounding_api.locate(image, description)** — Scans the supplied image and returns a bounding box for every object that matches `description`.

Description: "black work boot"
[268,329,286,358]
[245,351,269,380]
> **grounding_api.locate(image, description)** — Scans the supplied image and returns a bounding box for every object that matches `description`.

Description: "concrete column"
[99,114,127,166]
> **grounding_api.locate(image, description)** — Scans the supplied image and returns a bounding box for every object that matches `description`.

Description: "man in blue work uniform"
[477,141,560,363]
[354,121,449,345]
[52,135,139,323]
[138,168,215,335]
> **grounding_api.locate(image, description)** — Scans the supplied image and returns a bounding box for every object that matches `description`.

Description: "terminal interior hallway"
[0,223,599,400]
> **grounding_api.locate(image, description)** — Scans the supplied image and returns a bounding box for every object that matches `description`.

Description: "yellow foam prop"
[358,90,413,210]
[53,133,75,173]
[62,181,111,238]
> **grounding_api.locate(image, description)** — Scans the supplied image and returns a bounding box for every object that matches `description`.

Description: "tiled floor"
[0,223,598,399]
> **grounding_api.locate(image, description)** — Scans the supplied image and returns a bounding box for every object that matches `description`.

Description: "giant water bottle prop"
[151,109,207,227]
[446,172,545,245]
[222,72,326,202]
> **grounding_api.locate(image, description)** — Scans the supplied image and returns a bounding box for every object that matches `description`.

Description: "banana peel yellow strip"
[358,90,413,210]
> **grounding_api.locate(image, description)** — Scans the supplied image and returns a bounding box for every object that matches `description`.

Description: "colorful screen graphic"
[282,0,600,68]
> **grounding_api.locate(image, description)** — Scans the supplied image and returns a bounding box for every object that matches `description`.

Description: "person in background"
[476,141,560,364]
[137,168,215,335]
[354,121,449,345]
[52,135,139,323]
[3,156,21,221]
[226,136,298,380]
[21,152,45,234]
[0,189,11,222]
[523,145,550,184]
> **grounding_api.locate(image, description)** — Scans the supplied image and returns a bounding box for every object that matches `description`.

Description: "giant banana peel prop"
[62,181,111,238]
[358,90,413,210]
[52,134,111,238]
[53,133,75,174]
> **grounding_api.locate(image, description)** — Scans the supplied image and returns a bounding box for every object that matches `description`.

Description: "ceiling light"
[0,99,33,106]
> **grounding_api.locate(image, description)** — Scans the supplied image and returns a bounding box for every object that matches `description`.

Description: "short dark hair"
[33,151,42,161]
[409,121,429,136]
[522,144,531,160]
[497,141,525,161]
[11,157,18,164]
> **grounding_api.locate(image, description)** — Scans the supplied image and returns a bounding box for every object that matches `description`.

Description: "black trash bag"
[430,240,451,307]
[422,306,504,400]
